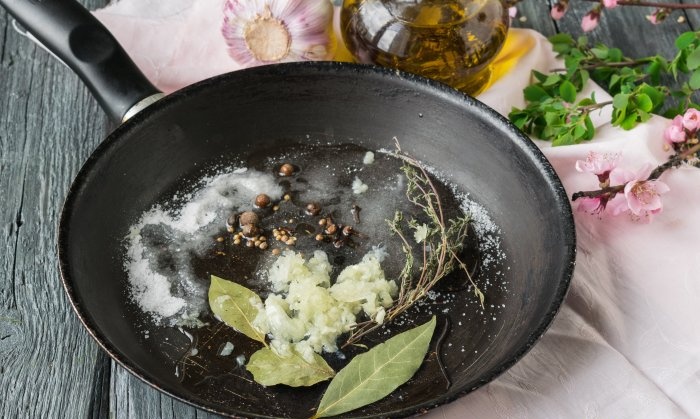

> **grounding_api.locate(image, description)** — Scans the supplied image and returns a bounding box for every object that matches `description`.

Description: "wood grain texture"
[0,0,110,418]
[0,1,693,418]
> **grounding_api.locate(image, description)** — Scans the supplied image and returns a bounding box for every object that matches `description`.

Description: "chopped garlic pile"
[253,249,397,362]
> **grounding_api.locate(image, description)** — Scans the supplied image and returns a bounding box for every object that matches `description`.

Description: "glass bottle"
[340,0,509,95]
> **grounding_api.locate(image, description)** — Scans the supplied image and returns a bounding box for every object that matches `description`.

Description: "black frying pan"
[2,1,575,418]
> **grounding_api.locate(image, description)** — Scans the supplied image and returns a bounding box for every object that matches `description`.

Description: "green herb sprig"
[343,142,483,348]
[509,31,700,146]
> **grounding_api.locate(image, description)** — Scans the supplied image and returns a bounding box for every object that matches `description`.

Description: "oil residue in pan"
[123,142,508,418]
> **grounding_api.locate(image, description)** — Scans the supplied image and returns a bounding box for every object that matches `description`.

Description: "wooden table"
[0,1,697,417]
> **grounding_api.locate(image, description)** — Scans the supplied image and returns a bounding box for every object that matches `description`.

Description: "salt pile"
[124,168,283,325]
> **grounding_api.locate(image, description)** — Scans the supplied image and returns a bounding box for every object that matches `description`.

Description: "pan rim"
[57,60,576,418]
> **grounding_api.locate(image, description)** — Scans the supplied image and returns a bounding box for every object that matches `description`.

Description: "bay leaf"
[313,316,436,418]
[247,347,335,387]
[208,275,267,345]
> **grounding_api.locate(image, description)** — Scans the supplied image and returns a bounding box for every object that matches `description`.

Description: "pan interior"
[59,63,574,418]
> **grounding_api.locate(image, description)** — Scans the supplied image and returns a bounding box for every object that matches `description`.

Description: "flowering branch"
[532,0,698,31]
[582,0,700,10]
[571,110,700,222]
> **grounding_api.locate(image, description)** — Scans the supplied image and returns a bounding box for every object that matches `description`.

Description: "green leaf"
[613,93,629,110]
[608,48,623,62]
[690,69,700,90]
[209,275,267,345]
[639,84,665,109]
[542,74,562,87]
[313,317,437,418]
[676,32,697,50]
[523,85,549,102]
[247,347,334,387]
[577,36,589,47]
[620,113,640,130]
[559,81,577,103]
[645,60,662,85]
[634,93,653,112]
[686,47,700,70]
[590,46,608,59]
[544,111,562,126]
[548,33,573,45]
[532,70,548,83]
[584,116,596,141]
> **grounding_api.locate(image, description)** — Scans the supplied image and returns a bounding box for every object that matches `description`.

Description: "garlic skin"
[222,0,335,67]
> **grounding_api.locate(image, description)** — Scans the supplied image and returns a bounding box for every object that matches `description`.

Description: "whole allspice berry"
[241,224,260,238]
[255,193,271,208]
[239,211,260,226]
[279,163,295,177]
[305,202,321,216]
[325,224,337,235]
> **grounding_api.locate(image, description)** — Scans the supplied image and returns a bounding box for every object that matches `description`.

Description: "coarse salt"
[124,168,282,324]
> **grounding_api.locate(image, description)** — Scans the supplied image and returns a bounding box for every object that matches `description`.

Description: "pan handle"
[0,0,162,123]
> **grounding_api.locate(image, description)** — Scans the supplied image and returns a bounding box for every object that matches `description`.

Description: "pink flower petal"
[551,3,567,20]
[576,197,603,213]
[682,108,700,132]
[581,12,599,32]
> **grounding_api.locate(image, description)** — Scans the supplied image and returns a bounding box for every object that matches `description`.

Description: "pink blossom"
[602,0,618,9]
[608,164,669,221]
[551,3,567,20]
[624,179,670,218]
[509,6,518,18]
[575,151,621,184]
[664,115,687,149]
[646,8,669,24]
[682,108,700,133]
[576,196,606,214]
[581,11,600,32]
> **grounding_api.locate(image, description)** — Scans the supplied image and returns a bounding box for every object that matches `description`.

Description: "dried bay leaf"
[313,316,437,418]
[247,347,335,387]
[208,275,267,345]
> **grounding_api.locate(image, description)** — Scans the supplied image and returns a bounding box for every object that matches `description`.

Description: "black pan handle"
[0,0,162,123]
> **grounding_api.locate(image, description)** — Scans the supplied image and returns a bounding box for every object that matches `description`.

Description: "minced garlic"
[253,248,397,362]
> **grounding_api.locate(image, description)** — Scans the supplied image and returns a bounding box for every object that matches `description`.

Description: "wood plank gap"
[88,353,112,419]
[0,13,9,64]
[7,161,26,310]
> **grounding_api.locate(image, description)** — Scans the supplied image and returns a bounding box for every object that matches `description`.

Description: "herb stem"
[551,60,651,73]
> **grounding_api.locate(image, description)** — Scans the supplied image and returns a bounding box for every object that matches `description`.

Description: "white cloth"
[92,2,700,417]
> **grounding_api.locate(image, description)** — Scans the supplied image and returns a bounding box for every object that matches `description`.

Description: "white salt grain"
[220,342,235,356]
[351,177,368,194]
[236,354,246,366]
[124,168,282,324]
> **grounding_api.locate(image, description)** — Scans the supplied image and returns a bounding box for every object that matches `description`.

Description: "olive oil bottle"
[340,0,509,95]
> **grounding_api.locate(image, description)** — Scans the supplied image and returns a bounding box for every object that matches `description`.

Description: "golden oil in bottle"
[340,0,509,95]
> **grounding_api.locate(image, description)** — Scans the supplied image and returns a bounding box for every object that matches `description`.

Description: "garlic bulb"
[222,0,335,67]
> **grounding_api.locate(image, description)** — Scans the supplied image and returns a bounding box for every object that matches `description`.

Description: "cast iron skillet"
[2,0,576,418]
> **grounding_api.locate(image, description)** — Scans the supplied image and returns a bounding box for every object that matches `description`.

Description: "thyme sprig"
[343,143,484,348]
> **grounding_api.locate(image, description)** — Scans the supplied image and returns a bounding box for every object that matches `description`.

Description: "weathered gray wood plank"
[110,364,223,419]
[555,0,694,59]
[0,0,109,418]
[512,0,559,36]
[681,0,700,31]
[2,1,698,419]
